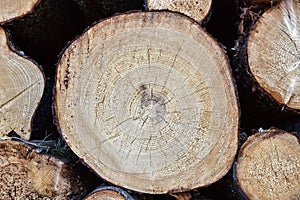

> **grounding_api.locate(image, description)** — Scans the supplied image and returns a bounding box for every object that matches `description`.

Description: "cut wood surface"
[146,0,212,23]
[0,0,40,23]
[0,139,88,199]
[236,128,300,200]
[55,11,239,193]
[0,26,44,140]
[247,0,300,110]
[84,186,135,200]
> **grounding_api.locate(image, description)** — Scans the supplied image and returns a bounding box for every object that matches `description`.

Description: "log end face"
[236,128,300,199]
[55,11,239,194]
[147,0,212,23]
[0,26,45,140]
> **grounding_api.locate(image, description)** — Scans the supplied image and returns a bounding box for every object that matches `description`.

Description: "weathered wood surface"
[0,139,89,199]
[0,0,40,23]
[234,0,300,112]
[0,26,44,140]
[55,11,239,194]
[146,0,212,23]
[235,128,300,200]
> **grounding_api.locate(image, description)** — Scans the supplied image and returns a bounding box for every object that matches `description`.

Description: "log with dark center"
[55,11,239,194]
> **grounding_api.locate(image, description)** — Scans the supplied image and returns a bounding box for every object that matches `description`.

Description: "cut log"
[239,0,300,111]
[235,128,300,200]
[0,26,44,140]
[84,186,135,200]
[0,0,40,24]
[146,0,212,23]
[55,11,239,193]
[0,139,89,199]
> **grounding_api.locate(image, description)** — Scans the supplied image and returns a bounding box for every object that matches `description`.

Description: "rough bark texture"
[0,139,90,200]
[84,186,135,200]
[0,26,44,140]
[235,128,300,200]
[146,0,212,24]
[0,0,40,24]
[55,11,239,194]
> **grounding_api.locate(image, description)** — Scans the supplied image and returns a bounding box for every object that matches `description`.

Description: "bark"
[0,139,91,199]
[145,0,212,24]
[0,0,40,24]
[235,128,300,200]
[84,186,135,200]
[0,26,44,140]
[54,11,239,193]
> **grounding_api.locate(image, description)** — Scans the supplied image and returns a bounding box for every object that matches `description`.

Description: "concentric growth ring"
[55,11,239,193]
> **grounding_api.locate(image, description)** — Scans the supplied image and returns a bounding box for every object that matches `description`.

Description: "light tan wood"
[0,139,88,199]
[55,11,239,194]
[236,128,300,200]
[84,186,135,200]
[0,27,44,140]
[0,0,40,23]
[146,0,212,23]
[247,0,300,110]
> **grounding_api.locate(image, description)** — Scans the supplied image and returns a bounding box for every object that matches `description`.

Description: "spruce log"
[84,186,135,200]
[0,0,40,24]
[146,0,212,23]
[0,26,44,140]
[235,128,300,200]
[0,139,89,199]
[55,11,239,193]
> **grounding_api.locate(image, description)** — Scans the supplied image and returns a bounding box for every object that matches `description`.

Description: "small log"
[0,139,89,199]
[55,11,239,193]
[234,0,300,112]
[0,26,44,140]
[0,0,40,24]
[146,0,212,23]
[247,0,300,110]
[84,186,135,200]
[235,128,300,200]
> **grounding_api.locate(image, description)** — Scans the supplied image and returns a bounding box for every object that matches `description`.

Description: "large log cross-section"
[55,11,239,193]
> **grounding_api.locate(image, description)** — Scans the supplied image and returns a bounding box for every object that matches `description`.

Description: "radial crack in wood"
[247,0,300,110]
[0,27,44,140]
[146,0,212,23]
[0,0,40,24]
[236,128,300,200]
[55,11,239,194]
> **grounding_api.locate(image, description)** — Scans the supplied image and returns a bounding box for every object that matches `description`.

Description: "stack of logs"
[0,0,299,199]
